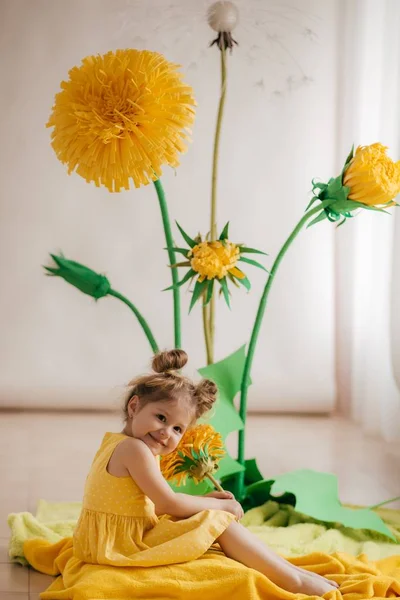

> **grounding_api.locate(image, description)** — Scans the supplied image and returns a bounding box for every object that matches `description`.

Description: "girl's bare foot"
[296,568,339,596]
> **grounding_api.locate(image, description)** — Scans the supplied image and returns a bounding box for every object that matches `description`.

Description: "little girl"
[73,349,338,597]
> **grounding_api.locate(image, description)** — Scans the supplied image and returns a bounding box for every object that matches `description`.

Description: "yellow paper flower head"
[166,222,268,311]
[190,240,241,281]
[47,49,196,192]
[161,424,225,486]
[343,143,400,206]
[309,143,400,226]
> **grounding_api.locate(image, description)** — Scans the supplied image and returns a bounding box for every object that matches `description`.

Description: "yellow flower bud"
[343,143,400,207]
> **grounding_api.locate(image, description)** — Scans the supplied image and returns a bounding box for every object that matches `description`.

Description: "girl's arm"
[119,438,242,519]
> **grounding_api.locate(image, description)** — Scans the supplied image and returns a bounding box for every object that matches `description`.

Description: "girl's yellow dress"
[73,432,236,567]
[23,432,400,599]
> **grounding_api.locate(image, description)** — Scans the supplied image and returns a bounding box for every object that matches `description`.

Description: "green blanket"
[8,499,400,566]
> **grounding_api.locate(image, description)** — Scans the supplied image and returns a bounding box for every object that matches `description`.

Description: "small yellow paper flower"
[47,49,196,192]
[161,424,225,486]
[189,240,243,281]
[343,143,400,206]
[167,222,268,311]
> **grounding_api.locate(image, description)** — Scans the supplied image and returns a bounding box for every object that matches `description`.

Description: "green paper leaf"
[271,469,396,540]
[163,269,196,291]
[204,278,214,305]
[189,279,207,313]
[244,458,264,485]
[219,222,230,241]
[343,145,355,172]
[305,195,320,211]
[170,261,191,268]
[239,256,269,272]
[175,222,196,248]
[239,247,268,256]
[236,274,251,291]
[307,210,328,228]
[220,277,230,308]
[167,247,190,257]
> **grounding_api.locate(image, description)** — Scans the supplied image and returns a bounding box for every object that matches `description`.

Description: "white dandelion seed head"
[207,1,239,33]
[108,0,321,96]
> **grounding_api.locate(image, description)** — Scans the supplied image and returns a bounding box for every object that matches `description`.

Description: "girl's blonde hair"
[123,349,217,422]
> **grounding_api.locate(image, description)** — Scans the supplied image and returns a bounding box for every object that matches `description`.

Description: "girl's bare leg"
[218,521,338,595]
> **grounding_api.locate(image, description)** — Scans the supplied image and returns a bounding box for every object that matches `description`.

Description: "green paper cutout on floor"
[271,469,396,540]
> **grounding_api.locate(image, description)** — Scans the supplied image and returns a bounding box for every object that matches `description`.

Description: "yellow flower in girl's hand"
[47,49,196,192]
[161,424,225,487]
[166,222,268,310]
[308,143,400,227]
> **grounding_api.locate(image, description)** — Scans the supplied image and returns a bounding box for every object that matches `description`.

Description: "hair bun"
[194,379,218,417]
[152,349,188,374]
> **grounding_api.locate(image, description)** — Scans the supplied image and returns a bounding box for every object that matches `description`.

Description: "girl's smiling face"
[124,397,193,456]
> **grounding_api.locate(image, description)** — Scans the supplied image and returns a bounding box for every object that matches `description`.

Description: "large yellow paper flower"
[189,240,243,281]
[161,424,225,486]
[47,49,196,192]
[344,143,400,206]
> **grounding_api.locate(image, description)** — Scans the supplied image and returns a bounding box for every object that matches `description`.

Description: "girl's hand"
[221,498,244,520]
[205,491,234,500]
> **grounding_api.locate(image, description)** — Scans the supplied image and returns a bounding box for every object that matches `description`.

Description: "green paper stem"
[206,45,228,365]
[154,178,181,349]
[108,289,159,354]
[202,296,213,365]
[368,495,400,510]
[207,472,224,493]
[236,200,332,498]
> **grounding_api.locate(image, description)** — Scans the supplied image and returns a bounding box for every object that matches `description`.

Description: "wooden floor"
[1,410,400,598]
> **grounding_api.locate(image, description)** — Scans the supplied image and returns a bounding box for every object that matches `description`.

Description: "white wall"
[0,0,338,411]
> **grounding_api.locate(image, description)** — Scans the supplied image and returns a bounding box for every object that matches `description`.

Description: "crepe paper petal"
[176,221,197,248]
[239,256,269,272]
[166,247,190,257]
[205,278,214,305]
[271,469,396,540]
[220,277,230,308]
[239,247,269,256]
[219,222,230,241]
[163,268,196,291]
[189,278,208,312]
[161,424,225,488]
[307,210,328,228]
[229,266,246,279]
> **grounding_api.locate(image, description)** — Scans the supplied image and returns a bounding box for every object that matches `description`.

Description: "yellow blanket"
[24,535,400,600]
[8,500,400,565]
